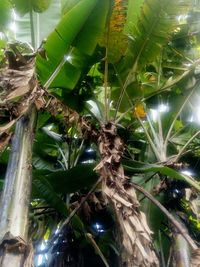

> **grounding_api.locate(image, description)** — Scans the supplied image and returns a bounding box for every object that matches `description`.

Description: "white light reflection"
[92,222,105,233]
[55,227,60,235]
[188,106,200,124]
[64,54,72,63]
[158,104,169,113]
[177,14,188,24]
[181,169,193,176]
[0,32,4,40]
[37,241,48,266]
[150,104,169,122]
[9,10,17,36]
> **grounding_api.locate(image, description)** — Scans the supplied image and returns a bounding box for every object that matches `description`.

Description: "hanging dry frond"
[0,132,12,152]
[95,122,159,267]
[191,248,200,267]
[0,45,39,135]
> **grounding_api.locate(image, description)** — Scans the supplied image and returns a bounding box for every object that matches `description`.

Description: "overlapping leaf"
[123,159,200,192]
[11,0,52,16]
[33,164,98,194]
[127,0,191,68]
[0,0,12,30]
[36,0,110,90]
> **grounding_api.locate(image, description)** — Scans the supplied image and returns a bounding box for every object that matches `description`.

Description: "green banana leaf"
[33,163,98,194]
[36,0,110,90]
[33,175,68,217]
[123,159,200,192]
[0,0,12,30]
[32,175,84,231]
[128,0,190,66]
[11,0,52,16]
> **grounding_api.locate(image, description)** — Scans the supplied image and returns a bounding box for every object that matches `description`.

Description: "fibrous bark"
[171,218,190,267]
[0,52,37,267]
[95,122,159,267]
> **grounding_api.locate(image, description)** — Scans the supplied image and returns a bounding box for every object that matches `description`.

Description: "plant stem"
[131,182,197,251]
[175,129,200,162]
[171,213,191,267]
[29,4,35,49]
[59,178,102,231]
[0,106,37,267]
[104,26,109,122]
[137,115,161,160]
[44,47,74,88]
[86,233,110,267]
[163,87,196,152]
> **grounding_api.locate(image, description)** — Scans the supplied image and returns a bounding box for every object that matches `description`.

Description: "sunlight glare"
[9,10,17,35]
[181,169,193,176]
[64,54,72,63]
[150,104,169,122]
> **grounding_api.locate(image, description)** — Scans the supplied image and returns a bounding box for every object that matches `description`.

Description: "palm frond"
[127,0,191,68]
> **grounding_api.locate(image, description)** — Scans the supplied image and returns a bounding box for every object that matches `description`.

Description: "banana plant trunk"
[95,122,159,267]
[171,215,190,267]
[0,107,36,267]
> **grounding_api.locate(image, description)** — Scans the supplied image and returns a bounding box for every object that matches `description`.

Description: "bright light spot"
[150,109,158,122]
[46,124,53,130]
[37,242,47,266]
[181,170,193,176]
[174,27,181,34]
[184,63,192,67]
[37,254,43,266]
[188,115,194,122]
[85,148,94,153]
[9,10,17,35]
[64,54,72,63]
[0,33,4,39]
[177,14,188,24]
[158,104,169,113]
[135,127,144,133]
[188,105,200,124]
[150,104,169,122]
[55,227,60,235]
[9,22,17,34]
[81,159,95,164]
[93,222,105,233]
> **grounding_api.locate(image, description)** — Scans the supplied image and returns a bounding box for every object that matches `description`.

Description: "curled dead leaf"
[191,248,200,267]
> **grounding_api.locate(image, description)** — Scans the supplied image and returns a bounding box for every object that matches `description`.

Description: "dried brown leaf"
[191,248,200,267]
[0,120,16,133]
[0,132,12,151]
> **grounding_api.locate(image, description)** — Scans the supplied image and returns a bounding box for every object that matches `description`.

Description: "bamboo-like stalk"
[0,106,36,267]
[171,215,191,267]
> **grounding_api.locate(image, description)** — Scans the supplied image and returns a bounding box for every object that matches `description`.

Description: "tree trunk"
[171,215,190,267]
[95,122,159,267]
[0,107,36,267]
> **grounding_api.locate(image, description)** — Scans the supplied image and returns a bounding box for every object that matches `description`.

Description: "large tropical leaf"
[32,175,68,217]
[33,163,98,194]
[0,0,12,31]
[123,159,200,192]
[126,0,191,69]
[99,0,127,63]
[32,176,84,232]
[14,0,61,47]
[36,0,110,90]
[11,0,52,16]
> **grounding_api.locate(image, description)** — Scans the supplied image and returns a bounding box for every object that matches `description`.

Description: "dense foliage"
[1,0,200,266]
